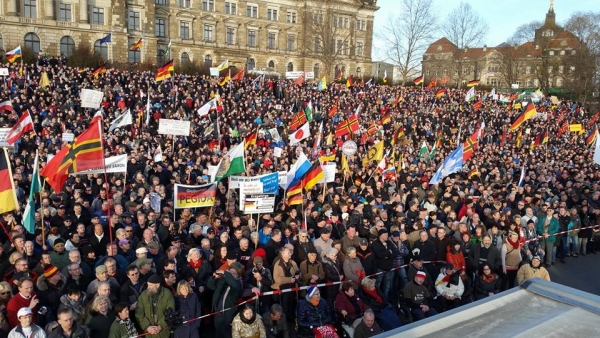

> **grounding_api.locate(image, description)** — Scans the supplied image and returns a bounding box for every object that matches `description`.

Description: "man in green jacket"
[207,262,244,338]
[536,207,560,268]
[135,274,175,338]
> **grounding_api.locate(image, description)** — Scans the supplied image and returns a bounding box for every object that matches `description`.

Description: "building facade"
[0,0,378,78]
[422,2,582,90]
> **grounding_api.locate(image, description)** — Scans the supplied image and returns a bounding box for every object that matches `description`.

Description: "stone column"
[44,0,55,19]
[8,0,18,15]
[79,0,88,23]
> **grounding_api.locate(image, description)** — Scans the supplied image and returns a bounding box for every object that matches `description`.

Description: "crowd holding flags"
[155,60,174,82]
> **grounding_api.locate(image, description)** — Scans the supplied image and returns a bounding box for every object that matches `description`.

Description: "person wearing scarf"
[109,302,138,338]
[181,248,212,295]
[435,263,464,311]
[296,286,332,334]
[334,283,369,336]
[231,304,267,338]
[501,231,522,291]
[474,263,501,300]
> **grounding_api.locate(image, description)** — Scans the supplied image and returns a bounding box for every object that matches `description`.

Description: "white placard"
[243,194,275,214]
[0,128,14,147]
[80,89,104,108]
[239,182,264,211]
[73,154,128,175]
[0,68,8,76]
[268,128,281,142]
[525,128,531,135]
[321,164,336,183]
[275,104,282,110]
[274,147,283,158]
[210,68,220,76]
[278,171,288,188]
[62,133,75,142]
[285,71,315,80]
[158,119,191,136]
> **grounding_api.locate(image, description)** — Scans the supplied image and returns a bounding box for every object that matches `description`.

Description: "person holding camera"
[271,247,300,321]
[244,256,273,315]
[207,262,244,338]
[135,274,175,338]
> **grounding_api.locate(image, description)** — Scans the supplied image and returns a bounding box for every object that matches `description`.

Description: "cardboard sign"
[62,133,75,142]
[243,194,275,214]
[80,89,104,108]
[158,119,191,136]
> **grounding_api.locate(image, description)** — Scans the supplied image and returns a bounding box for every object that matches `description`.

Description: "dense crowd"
[0,54,599,338]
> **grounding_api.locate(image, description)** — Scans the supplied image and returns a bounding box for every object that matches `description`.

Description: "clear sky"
[372,0,596,61]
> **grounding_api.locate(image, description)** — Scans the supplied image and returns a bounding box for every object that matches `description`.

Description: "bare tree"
[378,0,437,85]
[298,0,351,78]
[497,47,525,87]
[506,20,543,45]
[442,2,489,49]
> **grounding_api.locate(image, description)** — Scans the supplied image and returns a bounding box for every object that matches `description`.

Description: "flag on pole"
[5,46,22,63]
[109,109,133,132]
[0,100,14,113]
[430,145,464,185]
[467,79,480,87]
[212,141,245,182]
[465,86,476,102]
[130,38,143,51]
[22,151,41,233]
[413,75,424,85]
[289,122,311,145]
[145,91,151,125]
[6,110,35,145]
[197,98,218,117]
[318,76,328,91]
[155,60,174,82]
[305,101,313,122]
[382,70,388,83]
[509,102,537,131]
[162,39,172,56]
[153,145,163,163]
[99,34,112,44]
[518,166,526,187]
[232,68,245,81]
[0,148,18,214]
[216,59,229,72]
[418,141,428,158]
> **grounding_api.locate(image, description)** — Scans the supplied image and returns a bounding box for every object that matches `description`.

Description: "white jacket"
[8,324,47,338]
[435,268,465,298]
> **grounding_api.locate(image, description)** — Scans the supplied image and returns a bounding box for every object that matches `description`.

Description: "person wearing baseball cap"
[403,269,438,321]
[9,307,45,337]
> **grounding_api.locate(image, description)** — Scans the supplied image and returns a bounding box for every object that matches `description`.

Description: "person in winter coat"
[467,235,501,274]
[355,239,376,276]
[434,264,464,311]
[181,248,212,295]
[353,309,383,338]
[85,296,115,338]
[135,275,175,338]
[446,239,467,280]
[371,228,397,300]
[36,265,66,317]
[403,271,438,321]
[57,284,87,325]
[299,248,325,287]
[47,308,90,338]
[473,263,501,300]
[322,248,343,311]
[7,307,45,338]
[568,208,582,257]
[108,302,137,338]
[536,207,560,267]
[334,284,369,336]
[231,304,266,338]
[244,256,273,315]
[207,262,244,338]
[342,247,365,288]
[516,256,551,284]
[174,281,201,338]
[501,231,522,291]
[261,304,289,338]
[296,286,332,334]
[360,277,402,331]
[270,248,299,322]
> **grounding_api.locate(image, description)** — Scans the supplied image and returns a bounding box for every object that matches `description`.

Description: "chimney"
[483,44,487,52]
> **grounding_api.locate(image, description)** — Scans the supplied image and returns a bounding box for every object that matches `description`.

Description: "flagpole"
[97,120,114,248]
[40,180,46,248]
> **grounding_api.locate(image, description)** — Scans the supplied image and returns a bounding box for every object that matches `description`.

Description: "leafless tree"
[506,20,543,45]
[441,2,489,49]
[299,0,351,78]
[378,0,437,85]
[497,47,525,88]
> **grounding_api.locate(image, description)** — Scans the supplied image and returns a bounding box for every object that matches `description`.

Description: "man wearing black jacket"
[403,271,438,321]
[371,227,399,299]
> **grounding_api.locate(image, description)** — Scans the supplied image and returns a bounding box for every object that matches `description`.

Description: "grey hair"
[364,308,375,319]
[326,247,338,258]
[187,248,201,262]
[345,246,356,255]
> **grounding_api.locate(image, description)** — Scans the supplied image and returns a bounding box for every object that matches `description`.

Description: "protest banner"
[158,119,191,136]
[80,89,104,108]
[174,183,216,208]
[243,194,276,214]
[228,172,279,194]
[73,154,128,175]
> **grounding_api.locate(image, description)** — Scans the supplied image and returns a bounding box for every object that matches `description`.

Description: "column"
[79,0,88,23]
[44,0,55,19]
[8,0,17,15]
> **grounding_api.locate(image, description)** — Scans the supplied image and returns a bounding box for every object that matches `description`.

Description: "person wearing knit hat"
[38,264,65,317]
[50,238,70,271]
[403,268,437,321]
[371,226,394,300]
[297,284,332,333]
[136,272,175,338]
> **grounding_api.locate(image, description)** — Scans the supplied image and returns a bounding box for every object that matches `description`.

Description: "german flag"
[380,113,391,125]
[392,95,403,108]
[320,153,336,163]
[287,193,303,206]
[391,128,405,146]
[542,130,549,144]
[245,131,257,149]
[286,180,303,196]
[92,65,106,78]
[425,78,437,90]
[219,74,231,86]
[413,75,424,85]
[586,127,597,147]
[587,112,599,127]
[467,168,479,179]
[435,89,446,98]
[509,102,537,131]
[290,111,307,131]
[467,79,480,87]
[0,148,18,214]
[346,76,353,88]
[130,38,143,51]
[558,120,569,136]
[303,162,324,191]
[531,132,542,150]
[155,60,174,82]
[335,69,343,80]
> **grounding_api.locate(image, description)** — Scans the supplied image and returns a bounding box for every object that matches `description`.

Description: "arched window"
[181,52,190,66]
[334,65,340,77]
[356,67,361,78]
[24,33,40,53]
[268,60,275,69]
[247,58,255,70]
[204,54,212,67]
[313,64,319,78]
[60,36,75,57]
[341,66,346,77]
[287,62,293,71]
[94,40,108,59]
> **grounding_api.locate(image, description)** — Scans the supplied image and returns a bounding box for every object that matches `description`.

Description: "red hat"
[44,265,59,279]
[254,248,267,258]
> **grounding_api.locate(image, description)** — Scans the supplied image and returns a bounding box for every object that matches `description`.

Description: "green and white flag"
[213,141,246,182]
[305,101,313,122]
[465,86,475,102]
[162,40,172,56]
[418,141,428,158]
[23,150,41,234]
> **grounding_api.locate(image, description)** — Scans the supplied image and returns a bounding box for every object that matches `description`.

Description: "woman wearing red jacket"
[334,283,369,337]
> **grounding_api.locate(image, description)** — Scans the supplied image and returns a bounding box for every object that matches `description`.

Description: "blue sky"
[372,0,595,61]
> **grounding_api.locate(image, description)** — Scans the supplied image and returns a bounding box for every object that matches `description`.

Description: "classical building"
[422,1,582,90]
[0,0,378,78]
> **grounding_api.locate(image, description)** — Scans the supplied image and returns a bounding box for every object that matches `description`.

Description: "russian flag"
[6,46,22,63]
[286,152,311,190]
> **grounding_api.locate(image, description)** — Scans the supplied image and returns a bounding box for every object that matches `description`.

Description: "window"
[534,78,539,86]
[560,50,565,55]
[225,2,237,15]
[157,48,166,66]
[60,36,75,56]
[313,13,322,24]
[204,25,214,42]
[202,0,214,11]
[246,5,258,18]
[556,78,563,86]
[268,32,276,49]
[129,11,140,31]
[287,11,297,23]
[356,42,363,57]
[571,50,576,55]
[525,65,531,74]
[91,7,104,25]
[155,0,167,4]
[287,35,295,51]
[247,30,256,47]
[344,18,349,29]
[333,16,338,28]
[94,40,108,59]
[155,19,166,37]
[526,79,531,87]
[226,27,235,45]
[247,58,255,70]
[267,9,278,21]
[548,66,553,73]
[128,38,141,62]
[570,66,576,73]
[343,41,349,55]
[549,50,554,56]
[179,0,191,8]
[313,64,319,78]
[268,60,275,69]
[204,54,212,67]
[356,67,361,78]
[180,21,190,40]
[24,33,40,53]
[314,37,320,53]
[356,20,366,31]
[287,62,293,72]
[181,52,190,66]
[542,29,554,37]
[558,65,564,74]
[24,0,37,18]
[336,40,343,54]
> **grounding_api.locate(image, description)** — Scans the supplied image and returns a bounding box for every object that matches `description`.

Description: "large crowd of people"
[0,53,598,338]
